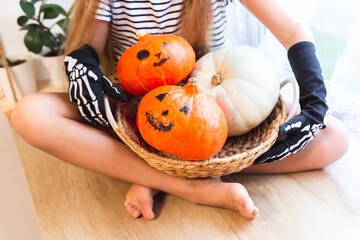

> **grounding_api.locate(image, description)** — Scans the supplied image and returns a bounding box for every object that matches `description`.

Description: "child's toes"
[132,208,142,218]
[250,207,259,220]
[140,201,155,220]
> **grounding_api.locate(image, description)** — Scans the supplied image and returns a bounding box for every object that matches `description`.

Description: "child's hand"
[254,111,326,164]
[255,41,328,164]
[64,44,127,127]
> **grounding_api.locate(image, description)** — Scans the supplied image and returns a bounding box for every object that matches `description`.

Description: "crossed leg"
[124,112,348,220]
[11,92,262,220]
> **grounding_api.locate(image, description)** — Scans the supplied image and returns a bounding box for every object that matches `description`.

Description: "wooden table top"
[13,130,360,240]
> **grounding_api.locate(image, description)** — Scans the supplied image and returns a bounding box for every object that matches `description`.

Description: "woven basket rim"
[114,96,287,178]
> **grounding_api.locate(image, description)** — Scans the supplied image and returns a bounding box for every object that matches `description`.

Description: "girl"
[11,0,349,220]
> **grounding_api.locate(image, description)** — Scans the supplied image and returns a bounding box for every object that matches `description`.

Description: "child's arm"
[240,0,312,49]
[239,0,329,163]
[64,20,127,127]
[86,20,111,57]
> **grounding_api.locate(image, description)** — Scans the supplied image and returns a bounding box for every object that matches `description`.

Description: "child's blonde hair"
[181,0,212,58]
[65,0,213,76]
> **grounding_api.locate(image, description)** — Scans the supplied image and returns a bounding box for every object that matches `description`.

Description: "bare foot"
[125,178,258,221]
[186,178,259,220]
[124,185,159,220]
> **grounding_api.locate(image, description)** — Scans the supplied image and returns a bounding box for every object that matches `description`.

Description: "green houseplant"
[16,0,74,89]
[17,0,72,56]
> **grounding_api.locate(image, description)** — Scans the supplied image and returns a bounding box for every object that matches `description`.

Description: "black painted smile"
[145,111,175,132]
[153,57,170,67]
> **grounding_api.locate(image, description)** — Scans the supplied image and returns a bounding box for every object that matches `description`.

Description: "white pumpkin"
[190,46,280,136]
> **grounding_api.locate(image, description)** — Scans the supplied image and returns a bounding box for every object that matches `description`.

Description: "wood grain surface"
[12,130,360,240]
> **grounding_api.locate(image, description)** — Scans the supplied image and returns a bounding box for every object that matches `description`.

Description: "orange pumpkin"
[137,78,228,160]
[117,32,196,96]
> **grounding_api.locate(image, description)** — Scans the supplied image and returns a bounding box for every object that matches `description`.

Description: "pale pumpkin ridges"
[212,46,231,73]
[192,51,216,79]
[189,45,280,136]
[220,46,268,78]
[223,80,264,129]
[210,85,246,135]
[191,71,213,89]
[226,71,279,125]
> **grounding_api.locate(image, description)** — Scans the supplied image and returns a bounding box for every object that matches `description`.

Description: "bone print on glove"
[254,41,329,164]
[64,44,127,127]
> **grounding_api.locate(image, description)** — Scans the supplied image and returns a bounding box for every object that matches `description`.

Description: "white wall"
[0,0,27,56]
[0,112,43,240]
[0,1,73,239]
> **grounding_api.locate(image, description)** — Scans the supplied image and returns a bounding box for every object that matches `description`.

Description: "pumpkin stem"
[211,73,224,86]
[136,31,148,39]
[185,77,201,94]
[188,77,199,86]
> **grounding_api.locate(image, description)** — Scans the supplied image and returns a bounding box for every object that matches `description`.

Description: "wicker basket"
[105,94,288,178]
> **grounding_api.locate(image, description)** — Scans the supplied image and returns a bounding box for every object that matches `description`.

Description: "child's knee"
[11,94,36,129]
[10,93,51,144]
[321,116,349,167]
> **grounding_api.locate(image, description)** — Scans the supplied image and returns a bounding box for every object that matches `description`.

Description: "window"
[306,0,360,96]
[227,0,360,96]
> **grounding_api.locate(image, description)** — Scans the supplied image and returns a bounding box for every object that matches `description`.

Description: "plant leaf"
[20,23,38,31]
[43,4,66,17]
[53,4,67,16]
[24,29,43,54]
[56,18,69,33]
[20,0,35,18]
[17,15,29,26]
[43,7,60,19]
[38,30,56,48]
[31,0,42,4]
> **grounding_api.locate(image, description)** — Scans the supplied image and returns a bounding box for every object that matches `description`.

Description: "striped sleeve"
[96,0,113,22]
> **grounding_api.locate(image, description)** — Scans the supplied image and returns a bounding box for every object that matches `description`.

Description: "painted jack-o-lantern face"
[117,32,196,96]
[137,78,228,161]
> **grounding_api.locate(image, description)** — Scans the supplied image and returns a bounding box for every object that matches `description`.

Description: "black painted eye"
[161,110,169,116]
[163,42,169,47]
[179,104,190,115]
[137,49,150,60]
[155,93,168,102]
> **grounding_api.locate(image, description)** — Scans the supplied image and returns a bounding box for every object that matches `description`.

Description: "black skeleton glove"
[255,41,329,164]
[64,44,127,127]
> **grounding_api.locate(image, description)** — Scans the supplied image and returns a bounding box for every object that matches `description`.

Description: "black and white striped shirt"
[96,0,232,61]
